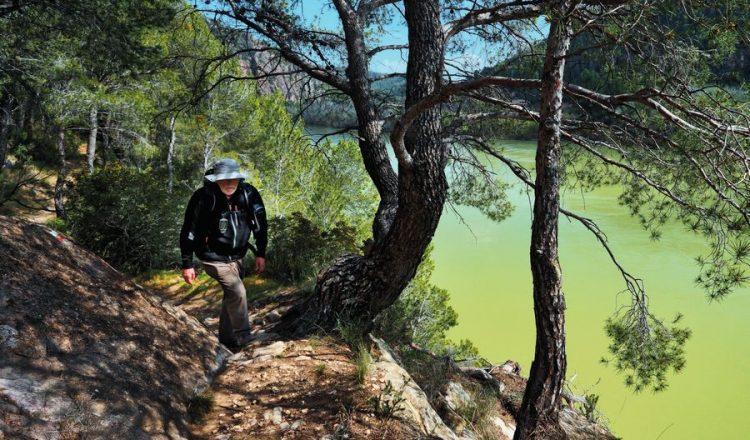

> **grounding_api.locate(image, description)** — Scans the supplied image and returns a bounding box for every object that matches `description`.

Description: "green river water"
[431,140,750,439]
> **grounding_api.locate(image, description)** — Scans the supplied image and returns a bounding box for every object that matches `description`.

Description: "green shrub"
[367,380,406,419]
[187,391,214,423]
[67,165,188,274]
[454,386,500,440]
[354,342,372,385]
[265,212,359,283]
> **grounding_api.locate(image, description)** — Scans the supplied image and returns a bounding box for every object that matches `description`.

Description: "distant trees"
[0,0,178,213]
[1,1,377,277]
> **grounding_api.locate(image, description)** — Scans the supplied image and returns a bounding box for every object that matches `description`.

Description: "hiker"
[179,158,267,349]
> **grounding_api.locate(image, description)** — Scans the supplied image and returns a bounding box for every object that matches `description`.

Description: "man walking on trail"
[179,158,267,350]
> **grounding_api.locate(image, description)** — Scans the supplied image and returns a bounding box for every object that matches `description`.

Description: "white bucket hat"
[204,158,247,182]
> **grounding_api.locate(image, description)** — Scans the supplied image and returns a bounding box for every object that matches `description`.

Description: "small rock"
[214,435,230,440]
[272,406,283,424]
[252,341,287,358]
[295,355,312,361]
[263,409,273,422]
[321,436,335,440]
[493,417,516,438]
[227,352,245,362]
[265,310,282,323]
[497,360,521,375]
[232,412,243,419]
[280,421,290,430]
[291,420,303,430]
[0,325,19,350]
[301,408,309,414]
[445,382,472,411]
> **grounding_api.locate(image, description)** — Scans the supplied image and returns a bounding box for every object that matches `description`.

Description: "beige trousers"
[202,260,250,347]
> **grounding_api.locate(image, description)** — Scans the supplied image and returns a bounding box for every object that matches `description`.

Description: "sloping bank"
[0,216,231,439]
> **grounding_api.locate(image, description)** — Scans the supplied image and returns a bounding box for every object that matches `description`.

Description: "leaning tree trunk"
[54,125,68,218]
[279,0,447,336]
[332,0,399,245]
[86,105,98,175]
[514,3,573,439]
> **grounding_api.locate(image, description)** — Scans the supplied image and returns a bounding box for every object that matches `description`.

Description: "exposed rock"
[494,360,521,375]
[252,341,287,359]
[272,406,283,424]
[444,382,472,412]
[264,309,282,323]
[369,335,460,440]
[559,407,618,439]
[493,417,516,439]
[0,325,18,351]
[0,216,230,440]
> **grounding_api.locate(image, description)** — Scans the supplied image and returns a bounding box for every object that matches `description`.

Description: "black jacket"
[180,181,268,269]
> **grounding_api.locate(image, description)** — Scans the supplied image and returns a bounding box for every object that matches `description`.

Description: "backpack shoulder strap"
[197,184,217,217]
[242,184,250,211]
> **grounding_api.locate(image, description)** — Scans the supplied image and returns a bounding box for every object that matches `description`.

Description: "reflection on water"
[432,140,750,440]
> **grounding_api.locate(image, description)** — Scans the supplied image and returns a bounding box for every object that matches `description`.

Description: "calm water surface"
[431,140,750,440]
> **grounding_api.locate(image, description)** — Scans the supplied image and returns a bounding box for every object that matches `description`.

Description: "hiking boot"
[235,332,255,348]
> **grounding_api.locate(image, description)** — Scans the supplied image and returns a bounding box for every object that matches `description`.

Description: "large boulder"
[369,336,460,440]
[0,216,230,439]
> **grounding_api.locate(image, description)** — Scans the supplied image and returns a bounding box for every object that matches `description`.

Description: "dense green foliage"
[67,166,188,274]
[265,213,359,283]
[1,2,378,277]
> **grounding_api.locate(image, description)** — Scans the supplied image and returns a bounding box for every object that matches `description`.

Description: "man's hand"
[182,268,196,284]
[255,257,266,274]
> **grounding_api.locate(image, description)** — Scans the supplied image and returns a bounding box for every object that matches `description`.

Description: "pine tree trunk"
[54,126,67,218]
[167,114,176,193]
[86,105,98,175]
[0,92,12,169]
[514,3,573,439]
[332,0,398,244]
[278,0,446,336]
